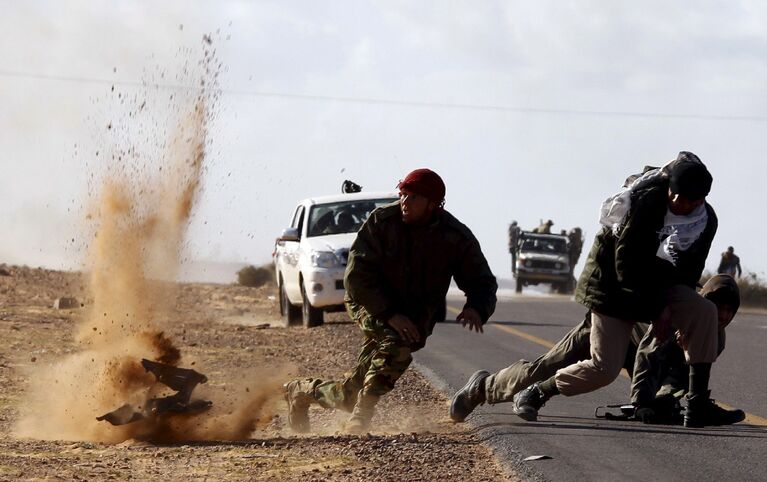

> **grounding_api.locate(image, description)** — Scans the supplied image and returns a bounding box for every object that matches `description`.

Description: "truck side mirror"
[280,227,300,242]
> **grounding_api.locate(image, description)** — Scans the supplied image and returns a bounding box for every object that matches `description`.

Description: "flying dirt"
[13,35,285,444]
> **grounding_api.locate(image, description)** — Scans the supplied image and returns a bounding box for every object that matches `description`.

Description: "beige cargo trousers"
[554,284,718,396]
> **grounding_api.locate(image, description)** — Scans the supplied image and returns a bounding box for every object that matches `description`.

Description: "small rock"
[53,297,79,309]
[0,268,11,276]
[524,454,552,461]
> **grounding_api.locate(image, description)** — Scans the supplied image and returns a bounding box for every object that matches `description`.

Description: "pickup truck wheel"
[280,281,301,327]
[301,283,324,328]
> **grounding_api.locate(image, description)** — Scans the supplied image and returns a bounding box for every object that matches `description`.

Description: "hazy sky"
[2,1,766,282]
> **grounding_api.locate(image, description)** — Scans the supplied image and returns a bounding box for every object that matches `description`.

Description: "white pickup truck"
[274,191,398,327]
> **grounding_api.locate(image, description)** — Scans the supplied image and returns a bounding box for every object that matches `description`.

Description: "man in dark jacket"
[508,220,521,275]
[285,168,497,434]
[452,152,742,428]
[717,246,742,278]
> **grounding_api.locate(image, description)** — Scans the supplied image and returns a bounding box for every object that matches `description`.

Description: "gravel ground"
[0,265,514,481]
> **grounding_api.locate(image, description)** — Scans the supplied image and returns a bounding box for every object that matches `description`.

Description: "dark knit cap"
[668,151,713,200]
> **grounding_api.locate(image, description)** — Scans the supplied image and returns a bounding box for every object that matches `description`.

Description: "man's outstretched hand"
[387,314,422,344]
[457,307,483,333]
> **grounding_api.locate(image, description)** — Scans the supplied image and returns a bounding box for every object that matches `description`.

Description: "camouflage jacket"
[576,182,718,321]
[344,202,497,340]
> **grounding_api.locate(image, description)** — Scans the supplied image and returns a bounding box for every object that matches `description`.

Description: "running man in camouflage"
[284,168,497,434]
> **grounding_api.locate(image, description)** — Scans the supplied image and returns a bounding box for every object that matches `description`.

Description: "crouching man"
[630,274,743,424]
[284,168,497,434]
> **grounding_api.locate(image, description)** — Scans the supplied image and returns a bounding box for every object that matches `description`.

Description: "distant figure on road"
[717,246,742,278]
[508,221,521,275]
[284,168,497,434]
[567,227,584,272]
[533,219,553,234]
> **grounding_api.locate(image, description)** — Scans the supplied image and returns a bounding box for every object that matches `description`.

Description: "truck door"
[282,205,305,302]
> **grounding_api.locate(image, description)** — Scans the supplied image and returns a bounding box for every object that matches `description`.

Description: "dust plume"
[14,35,283,443]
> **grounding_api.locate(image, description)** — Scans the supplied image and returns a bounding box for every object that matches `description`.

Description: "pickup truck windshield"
[307,198,397,237]
[521,237,567,253]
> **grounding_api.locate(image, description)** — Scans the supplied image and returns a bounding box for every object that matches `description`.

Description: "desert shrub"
[735,272,767,308]
[237,264,274,288]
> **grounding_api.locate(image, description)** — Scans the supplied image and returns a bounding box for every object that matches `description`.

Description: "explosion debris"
[96,359,211,426]
[14,34,284,443]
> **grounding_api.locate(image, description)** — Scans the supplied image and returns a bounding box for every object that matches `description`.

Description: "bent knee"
[590,363,623,388]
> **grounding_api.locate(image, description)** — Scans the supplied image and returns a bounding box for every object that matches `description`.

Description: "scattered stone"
[53,297,79,310]
[524,454,552,461]
[0,268,11,276]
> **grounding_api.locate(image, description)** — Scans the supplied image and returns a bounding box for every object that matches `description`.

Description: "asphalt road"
[415,295,767,482]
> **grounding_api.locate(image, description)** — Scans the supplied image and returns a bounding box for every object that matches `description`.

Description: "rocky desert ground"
[0,264,513,481]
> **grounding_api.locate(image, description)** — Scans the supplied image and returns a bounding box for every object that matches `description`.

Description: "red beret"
[397,168,445,202]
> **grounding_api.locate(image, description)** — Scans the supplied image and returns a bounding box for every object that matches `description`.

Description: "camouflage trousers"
[301,303,414,412]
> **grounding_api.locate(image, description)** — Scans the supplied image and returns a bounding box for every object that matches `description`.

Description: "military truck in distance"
[514,231,573,294]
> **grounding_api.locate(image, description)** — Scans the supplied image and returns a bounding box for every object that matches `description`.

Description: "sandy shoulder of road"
[0,265,513,481]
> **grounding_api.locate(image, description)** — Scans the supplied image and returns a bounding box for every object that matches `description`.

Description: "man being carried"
[630,274,742,423]
[284,168,497,434]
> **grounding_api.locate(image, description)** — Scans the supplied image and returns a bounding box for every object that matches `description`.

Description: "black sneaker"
[450,370,489,422]
[684,391,746,428]
[512,383,547,422]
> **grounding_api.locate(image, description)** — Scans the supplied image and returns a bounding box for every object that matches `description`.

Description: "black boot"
[684,363,745,428]
[450,370,489,422]
[512,381,555,422]
[684,392,745,428]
